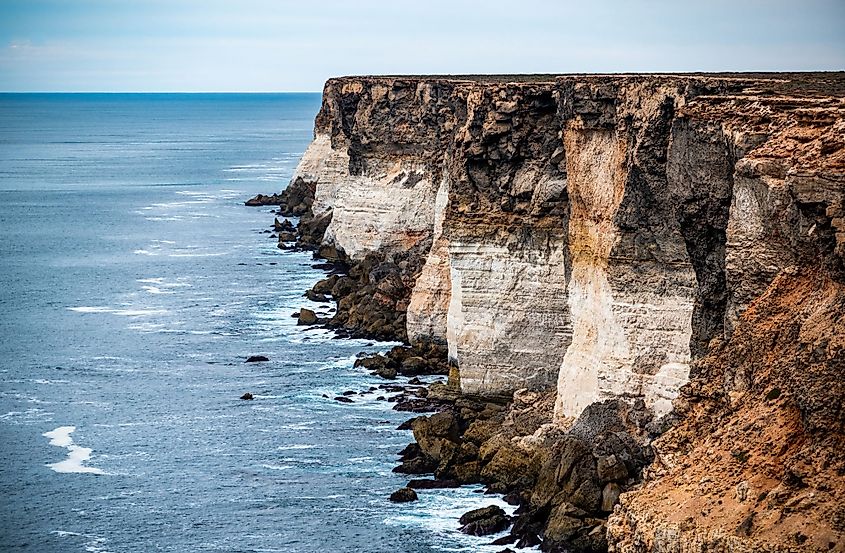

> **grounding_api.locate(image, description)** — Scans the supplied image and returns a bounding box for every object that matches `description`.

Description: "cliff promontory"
[276,73,844,552]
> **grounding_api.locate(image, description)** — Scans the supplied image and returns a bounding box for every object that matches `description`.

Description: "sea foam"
[43,426,106,475]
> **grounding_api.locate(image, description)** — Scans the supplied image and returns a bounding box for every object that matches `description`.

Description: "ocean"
[0,94,513,553]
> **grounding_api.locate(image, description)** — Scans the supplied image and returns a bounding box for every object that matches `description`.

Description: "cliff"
[285,73,844,551]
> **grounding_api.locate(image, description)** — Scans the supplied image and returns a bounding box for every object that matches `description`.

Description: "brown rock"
[389,487,418,503]
[406,478,461,489]
[597,454,628,483]
[480,443,532,489]
[601,482,622,512]
[544,504,585,544]
[459,505,510,536]
[297,308,318,325]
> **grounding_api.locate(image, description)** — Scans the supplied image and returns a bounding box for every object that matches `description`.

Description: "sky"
[0,0,843,92]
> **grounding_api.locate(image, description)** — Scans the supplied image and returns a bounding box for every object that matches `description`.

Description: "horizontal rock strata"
[272,72,844,552]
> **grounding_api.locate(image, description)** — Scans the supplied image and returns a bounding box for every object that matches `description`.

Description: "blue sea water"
[0,94,515,553]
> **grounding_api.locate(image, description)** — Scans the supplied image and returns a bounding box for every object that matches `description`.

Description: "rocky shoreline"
[246,72,845,553]
[246,187,661,553]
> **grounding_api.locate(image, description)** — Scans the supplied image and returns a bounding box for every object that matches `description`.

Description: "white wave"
[137,277,191,288]
[43,426,106,475]
[133,249,157,256]
[50,530,113,553]
[112,308,167,316]
[0,408,54,422]
[68,306,112,313]
[68,306,166,317]
[126,322,167,332]
[277,444,317,451]
[167,252,226,258]
[148,199,214,208]
[261,464,293,471]
[384,487,534,552]
[140,286,169,294]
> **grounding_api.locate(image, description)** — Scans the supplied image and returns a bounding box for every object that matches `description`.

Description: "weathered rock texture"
[280,72,844,551]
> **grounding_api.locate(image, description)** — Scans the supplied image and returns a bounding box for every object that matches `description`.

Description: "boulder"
[459,505,510,536]
[375,366,398,380]
[601,482,621,512]
[480,442,533,489]
[311,275,338,295]
[596,454,628,483]
[244,193,283,206]
[398,356,428,376]
[389,487,418,503]
[305,290,330,303]
[406,478,461,489]
[317,244,343,262]
[453,461,481,484]
[297,308,318,325]
[240,392,254,400]
[245,355,269,363]
[543,504,585,545]
[392,456,437,474]
[412,411,459,462]
[333,396,353,403]
[273,218,295,232]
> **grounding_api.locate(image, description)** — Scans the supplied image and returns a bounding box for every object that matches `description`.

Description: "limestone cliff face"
[293,74,828,412]
[287,72,844,552]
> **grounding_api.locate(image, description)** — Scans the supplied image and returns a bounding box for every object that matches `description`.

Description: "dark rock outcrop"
[459,505,510,536]
[245,175,315,216]
[258,72,845,552]
[389,487,419,503]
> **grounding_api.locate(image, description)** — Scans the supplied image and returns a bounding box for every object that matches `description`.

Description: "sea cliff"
[265,73,845,552]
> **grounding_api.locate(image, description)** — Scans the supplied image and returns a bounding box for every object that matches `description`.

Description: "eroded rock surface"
[268,72,844,552]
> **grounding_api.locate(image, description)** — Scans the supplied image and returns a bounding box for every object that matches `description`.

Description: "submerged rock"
[245,355,269,363]
[240,392,254,400]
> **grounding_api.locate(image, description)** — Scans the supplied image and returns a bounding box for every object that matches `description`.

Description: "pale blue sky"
[1,0,843,92]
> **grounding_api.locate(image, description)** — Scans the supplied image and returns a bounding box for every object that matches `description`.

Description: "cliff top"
[328,72,845,97]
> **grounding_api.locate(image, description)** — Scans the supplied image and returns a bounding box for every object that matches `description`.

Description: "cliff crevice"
[278,72,844,552]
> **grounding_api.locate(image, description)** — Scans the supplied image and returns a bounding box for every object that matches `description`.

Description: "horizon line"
[0,90,323,94]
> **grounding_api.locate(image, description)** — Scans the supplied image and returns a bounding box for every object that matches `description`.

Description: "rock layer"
[291,73,843,413]
[279,72,844,551]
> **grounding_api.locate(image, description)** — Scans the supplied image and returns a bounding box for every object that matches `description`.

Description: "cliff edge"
[282,73,844,551]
